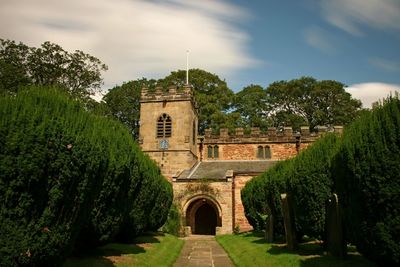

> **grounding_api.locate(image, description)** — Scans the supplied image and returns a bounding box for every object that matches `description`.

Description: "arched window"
[265,146,271,159]
[207,145,213,158]
[157,113,172,138]
[214,145,219,159]
[257,146,264,159]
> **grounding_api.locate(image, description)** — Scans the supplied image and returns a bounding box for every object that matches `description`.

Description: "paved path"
[173,235,234,267]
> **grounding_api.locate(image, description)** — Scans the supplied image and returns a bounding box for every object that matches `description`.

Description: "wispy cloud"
[319,0,400,36]
[369,58,400,73]
[304,26,336,53]
[346,82,400,108]
[0,0,258,90]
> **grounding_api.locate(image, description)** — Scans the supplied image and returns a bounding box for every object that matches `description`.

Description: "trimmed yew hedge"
[332,97,400,266]
[242,96,400,266]
[0,87,172,266]
[242,134,340,239]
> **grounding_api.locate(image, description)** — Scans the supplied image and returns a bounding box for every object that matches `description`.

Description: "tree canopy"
[102,78,157,140]
[158,69,234,134]
[104,73,362,136]
[232,84,270,131]
[265,77,362,130]
[0,39,107,100]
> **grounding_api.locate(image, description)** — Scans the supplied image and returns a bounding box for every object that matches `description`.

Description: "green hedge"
[0,87,172,266]
[242,133,340,240]
[241,161,287,236]
[242,96,400,266]
[333,97,400,266]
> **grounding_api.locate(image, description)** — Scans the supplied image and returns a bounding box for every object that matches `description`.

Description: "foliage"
[241,161,289,236]
[242,95,400,266]
[161,203,182,236]
[332,96,400,266]
[0,38,107,100]
[102,78,156,139]
[232,84,270,131]
[0,87,172,266]
[216,232,376,267]
[157,69,234,133]
[265,77,362,130]
[241,134,341,240]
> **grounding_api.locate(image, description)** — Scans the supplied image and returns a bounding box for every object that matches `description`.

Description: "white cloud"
[345,82,400,108]
[368,58,400,73]
[304,26,336,53]
[0,0,258,91]
[319,0,400,36]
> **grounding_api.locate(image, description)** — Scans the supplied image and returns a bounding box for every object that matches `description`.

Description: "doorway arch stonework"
[183,194,223,235]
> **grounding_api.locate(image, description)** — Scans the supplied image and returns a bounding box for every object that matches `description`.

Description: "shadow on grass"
[267,242,324,256]
[264,240,376,267]
[300,253,377,267]
[63,232,164,267]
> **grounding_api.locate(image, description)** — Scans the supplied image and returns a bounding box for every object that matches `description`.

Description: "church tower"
[139,85,198,180]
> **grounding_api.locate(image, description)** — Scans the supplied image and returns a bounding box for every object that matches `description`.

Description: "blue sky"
[229,0,400,91]
[0,0,399,107]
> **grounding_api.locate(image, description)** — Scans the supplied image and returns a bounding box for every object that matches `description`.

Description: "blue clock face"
[159,139,169,150]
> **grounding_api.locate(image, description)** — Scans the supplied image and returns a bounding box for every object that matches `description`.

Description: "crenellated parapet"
[140,85,195,103]
[203,126,343,144]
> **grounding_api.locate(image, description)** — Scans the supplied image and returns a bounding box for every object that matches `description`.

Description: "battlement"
[202,126,343,143]
[140,85,194,103]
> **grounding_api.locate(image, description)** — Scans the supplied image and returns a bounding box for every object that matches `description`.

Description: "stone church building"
[139,85,341,235]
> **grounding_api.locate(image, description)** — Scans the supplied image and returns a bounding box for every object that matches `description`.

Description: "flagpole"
[186,50,189,85]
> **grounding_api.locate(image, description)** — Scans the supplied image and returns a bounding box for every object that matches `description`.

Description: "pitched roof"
[176,160,278,180]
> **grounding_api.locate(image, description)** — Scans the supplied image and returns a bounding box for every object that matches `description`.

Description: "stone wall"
[173,180,233,235]
[234,175,254,232]
[198,126,342,161]
[148,151,197,181]
[139,85,198,180]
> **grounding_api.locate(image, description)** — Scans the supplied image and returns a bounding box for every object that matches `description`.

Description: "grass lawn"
[62,232,183,267]
[216,232,377,267]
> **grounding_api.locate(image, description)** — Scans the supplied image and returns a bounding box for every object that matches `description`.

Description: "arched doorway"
[195,203,217,235]
[185,197,222,235]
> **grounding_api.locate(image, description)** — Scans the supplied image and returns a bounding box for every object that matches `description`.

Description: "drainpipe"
[199,136,204,161]
[226,170,235,233]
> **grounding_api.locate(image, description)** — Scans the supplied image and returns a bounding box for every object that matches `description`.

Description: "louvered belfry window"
[157,113,172,138]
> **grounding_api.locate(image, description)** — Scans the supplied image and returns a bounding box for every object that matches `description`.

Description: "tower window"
[157,113,172,138]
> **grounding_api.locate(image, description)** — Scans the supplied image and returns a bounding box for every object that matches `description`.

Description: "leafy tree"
[0,38,107,99]
[266,77,362,130]
[233,84,270,131]
[102,78,156,139]
[157,69,234,133]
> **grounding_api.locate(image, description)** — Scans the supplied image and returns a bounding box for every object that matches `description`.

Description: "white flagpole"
[186,50,189,85]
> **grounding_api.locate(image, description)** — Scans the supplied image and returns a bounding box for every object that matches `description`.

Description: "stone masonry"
[139,85,341,235]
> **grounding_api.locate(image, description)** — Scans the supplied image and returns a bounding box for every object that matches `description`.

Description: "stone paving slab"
[173,235,234,267]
